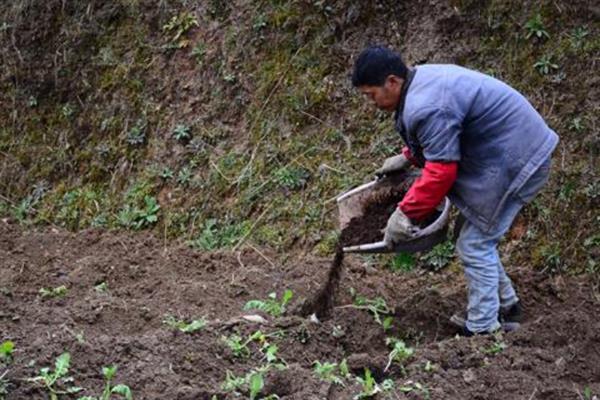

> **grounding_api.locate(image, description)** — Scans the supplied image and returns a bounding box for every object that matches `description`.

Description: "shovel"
[336,171,451,254]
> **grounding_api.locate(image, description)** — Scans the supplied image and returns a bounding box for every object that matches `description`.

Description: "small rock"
[462,368,476,383]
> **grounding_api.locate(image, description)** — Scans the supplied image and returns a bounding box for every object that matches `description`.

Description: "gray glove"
[375,154,410,178]
[383,208,419,248]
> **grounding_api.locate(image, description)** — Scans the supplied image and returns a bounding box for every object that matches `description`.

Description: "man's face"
[358,75,404,112]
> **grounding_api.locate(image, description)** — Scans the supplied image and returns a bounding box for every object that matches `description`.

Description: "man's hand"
[375,154,410,178]
[383,208,418,247]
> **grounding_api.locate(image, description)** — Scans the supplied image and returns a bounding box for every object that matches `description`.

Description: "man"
[352,45,558,336]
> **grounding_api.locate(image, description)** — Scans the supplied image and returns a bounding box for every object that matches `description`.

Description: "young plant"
[162,315,206,333]
[421,241,455,270]
[0,341,14,364]
[77,365,132,400]
[353,368,392,399]
[384,338,414,372]
[313,361,346,386]
[533,55,559,75]
[172,124,191,142]
[244,289,293,317]
[27,352,82,400]
[222,334,251,358]
[524,14,549,40]
[351,292,392,327]
[39,285,68,298]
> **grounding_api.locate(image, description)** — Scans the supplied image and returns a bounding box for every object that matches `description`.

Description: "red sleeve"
[399,161,458,221]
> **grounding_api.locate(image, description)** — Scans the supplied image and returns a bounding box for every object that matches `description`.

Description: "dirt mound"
[2,221,599,399]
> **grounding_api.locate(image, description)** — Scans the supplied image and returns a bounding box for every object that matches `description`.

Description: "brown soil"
[2,220,600,399]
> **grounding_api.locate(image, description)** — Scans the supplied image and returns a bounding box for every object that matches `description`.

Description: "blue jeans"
[456,158,552,333]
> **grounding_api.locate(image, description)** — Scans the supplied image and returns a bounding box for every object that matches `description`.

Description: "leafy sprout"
[0,341,14,363]
[244,290,293,317]
[27,353,82,400]
[384,338,414,372]
[162,315,207,333]
[524,14,549,40]
[78,365,133,400]
[39,285,68,298]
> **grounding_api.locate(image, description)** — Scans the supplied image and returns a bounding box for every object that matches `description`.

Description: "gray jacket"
[395,64,559,232]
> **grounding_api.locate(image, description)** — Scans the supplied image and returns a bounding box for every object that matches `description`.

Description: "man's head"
[352,46,408,112]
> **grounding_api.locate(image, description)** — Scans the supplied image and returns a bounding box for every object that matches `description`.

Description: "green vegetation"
[27,353,82,400]
[0,342,13,364]
[350,289,393,330]
[77,365,132,400]
[244,289,293,317]
[312,359,349,386]
[39,285,68,298]
[384,338,414,372]
[524,14,549,40]
[353,368,394,399]
[162,315,207,333]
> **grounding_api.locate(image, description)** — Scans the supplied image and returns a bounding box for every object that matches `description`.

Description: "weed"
[61,103,75,119]
[420,241,454,271]
[118,196,160,230]
[570,26,589,49]
[583,386,598,400]
[77,365,132,400]
[27,353,82,400]
[244,289,293,317]
[384,337,414,372]
[162,315,206,333]
[191,43,206,65]
[177,167,192,186]
[39,285,68,298]
[125,120,146,146]
[524,14,549,40]
[159,167,174,180]
[172,124,191,142]
[162,12,199,48]
[273,166,310,190]
[569,117,585,133]
[189,219,251,250]
[0,341,14,364]
[533,55,559,75]
[388,252,415,273]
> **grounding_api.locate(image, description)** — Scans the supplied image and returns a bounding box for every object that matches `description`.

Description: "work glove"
[375,154,410,178]
[383,208,419,248]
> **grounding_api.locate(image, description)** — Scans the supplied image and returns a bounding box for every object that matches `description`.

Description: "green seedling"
[568,117,585,133]
[222,334,251,358]
[399,381,429,398]
[94,282,108,293]
[570,26,589,48]
[389,252,415,273]
[351,292,392,327]
[39,285,68,298]
[162,315,206,333]
[221,365,283,398]
[248,372,263,400]
[524,14,549,40]
[177,167,192,186]
[244,289,293,317]
[77,365,132,400]
[354,368,392,399]
[384,337,414,372]
[159,167,174,180]
[0,341,14,363]
[481,340,506,355]
[313,361,346,386]
[533,55,559,75]
[172,124,191,141]
[28,352,82,400]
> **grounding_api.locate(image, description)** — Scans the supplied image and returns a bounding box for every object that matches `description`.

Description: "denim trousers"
[456,158,552,333]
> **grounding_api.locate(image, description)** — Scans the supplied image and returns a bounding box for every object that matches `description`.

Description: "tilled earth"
[1,219,599,399]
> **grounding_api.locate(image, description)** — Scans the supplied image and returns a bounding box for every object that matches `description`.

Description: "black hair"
[351,45,408,87]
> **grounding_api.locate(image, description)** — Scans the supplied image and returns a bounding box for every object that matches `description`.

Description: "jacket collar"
[394,67,417,125]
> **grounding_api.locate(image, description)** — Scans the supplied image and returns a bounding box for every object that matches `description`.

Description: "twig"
[232,206,271,252]
[247,243,276,268]
[528,387,538,400]
[209,159,232,182]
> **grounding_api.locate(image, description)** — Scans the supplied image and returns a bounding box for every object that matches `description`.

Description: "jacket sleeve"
[399,161,457,221]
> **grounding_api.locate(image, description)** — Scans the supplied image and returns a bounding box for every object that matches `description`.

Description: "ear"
[386,75,403,88]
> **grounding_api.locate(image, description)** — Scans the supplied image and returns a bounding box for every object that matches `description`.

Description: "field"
[2,220,599,399]
[1,0,599,399]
